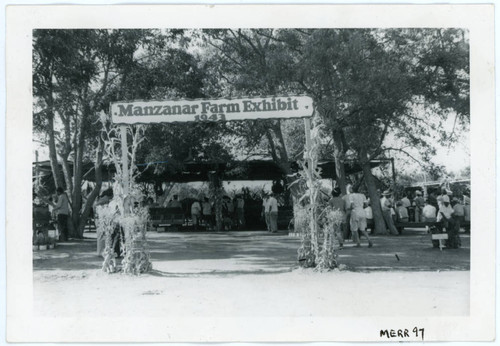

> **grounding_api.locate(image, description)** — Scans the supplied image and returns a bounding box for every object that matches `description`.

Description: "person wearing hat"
[380,190,399,235]
[413,190,425,222]
[436,188,451,209]
[437,195,461,248]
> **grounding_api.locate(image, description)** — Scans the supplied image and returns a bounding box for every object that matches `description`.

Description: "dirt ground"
[33,228,470,320]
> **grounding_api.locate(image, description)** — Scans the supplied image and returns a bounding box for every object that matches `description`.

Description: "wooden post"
[35,150,40,189]
[120,125,129,196]
[391,157,396,190]
[303,118,312,155]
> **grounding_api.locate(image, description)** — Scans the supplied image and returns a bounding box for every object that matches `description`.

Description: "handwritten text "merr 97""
[380,327,424,340]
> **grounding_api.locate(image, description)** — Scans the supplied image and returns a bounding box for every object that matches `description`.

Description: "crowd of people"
[33,181,470,257]
[142,192,248,232]
[328,184,471,249]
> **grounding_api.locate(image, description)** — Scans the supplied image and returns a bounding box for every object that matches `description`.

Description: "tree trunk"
[47,114,64,189]
[362,161,387,235]
[71,129,85,238]
[59,155,73,198]
[208,171,223,232]
[332,130,347,194]
[78,138,103,236]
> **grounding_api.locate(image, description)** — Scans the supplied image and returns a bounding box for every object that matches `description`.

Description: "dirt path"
[33,229,470,320]
[33,228,470,274]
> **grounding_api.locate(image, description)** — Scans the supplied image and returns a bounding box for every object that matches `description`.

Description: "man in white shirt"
[191,199,201,230]
[422,200,437,222]
[348,186,372,247]
[261,193,270,232]
[202,197,213,230]
[268,193,279,233]
[380,190,399,235]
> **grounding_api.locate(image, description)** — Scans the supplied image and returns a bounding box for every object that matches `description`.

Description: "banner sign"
[110,96,314,124]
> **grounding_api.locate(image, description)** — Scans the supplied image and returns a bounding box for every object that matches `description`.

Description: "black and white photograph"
[4,4,495,343]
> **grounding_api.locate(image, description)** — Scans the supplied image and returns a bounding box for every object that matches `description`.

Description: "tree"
[267,28,469,234]
[33,29,191,238]
[201,29,303,177]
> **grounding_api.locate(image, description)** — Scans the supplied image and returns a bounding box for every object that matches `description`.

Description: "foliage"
[32,29,211,239]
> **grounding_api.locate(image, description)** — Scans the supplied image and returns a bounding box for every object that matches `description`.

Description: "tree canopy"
[33,28,469,236]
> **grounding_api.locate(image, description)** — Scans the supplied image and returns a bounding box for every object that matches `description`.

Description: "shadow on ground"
[33,228,470,275]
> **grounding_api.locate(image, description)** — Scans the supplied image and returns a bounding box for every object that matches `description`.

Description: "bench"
[395,221,470,232]
[431,233,448,251]
[149,207,185,232]
[395,221,439,230]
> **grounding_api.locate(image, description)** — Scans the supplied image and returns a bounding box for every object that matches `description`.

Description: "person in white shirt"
[413,190,425,222]
[268,193,279,233]
[191,199,201,230]
[422,200,437,222]
[261,193,270,232]
[364,200,373,233]
[202,197,213,230]
[437,195,454,221]
[380,190,399,235]
[348,186,372,247]
[437,195,461,248]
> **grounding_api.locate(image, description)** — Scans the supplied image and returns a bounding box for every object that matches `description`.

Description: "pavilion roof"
[33,159,385,184]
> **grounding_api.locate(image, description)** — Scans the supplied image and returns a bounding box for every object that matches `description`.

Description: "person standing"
[202,197,212,230]
[261,193,271,232]
[396,201,409,222]
[436,188,450,209]
[268,193,279,233]
[463,197,471,233]
[380,190,399,235]
[364,200,374,233]
[225,196,235,229]
[413,190,425,222]
[342,184,353,240]
[328,188,345,248]
[53,187,70,241]
[437,195,460,248]
[348,186,373,247]
[94,189,113,256]
[236,194,245,229]
[191,199,201,230]
[452,197,465,231]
